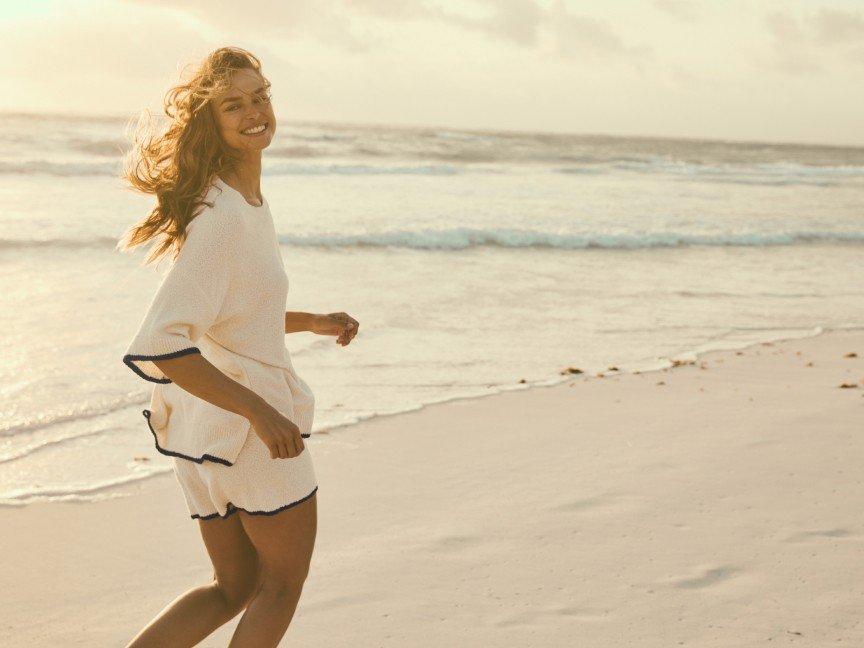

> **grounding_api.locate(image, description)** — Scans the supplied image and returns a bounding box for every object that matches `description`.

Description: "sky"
[0,0,862,146]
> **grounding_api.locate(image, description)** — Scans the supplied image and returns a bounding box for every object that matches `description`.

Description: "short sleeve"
[122,211,239,384]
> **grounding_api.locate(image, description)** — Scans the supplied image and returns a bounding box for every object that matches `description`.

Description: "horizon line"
[0,107,861,152]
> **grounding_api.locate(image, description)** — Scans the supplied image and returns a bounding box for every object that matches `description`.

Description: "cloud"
[460,0,546,48]
[652,0,699,22]
[814,8,864,45]
[117,0,368,52]
[764,7,864,76]
[117,0,648,63]
[764,11,823,76]
[548,3,653,63]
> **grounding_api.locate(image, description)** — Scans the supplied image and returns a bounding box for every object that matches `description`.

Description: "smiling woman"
[115,46,357,648]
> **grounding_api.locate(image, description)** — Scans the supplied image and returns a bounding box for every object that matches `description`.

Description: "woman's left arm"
[285,311,317,334]
[285,311,359,346]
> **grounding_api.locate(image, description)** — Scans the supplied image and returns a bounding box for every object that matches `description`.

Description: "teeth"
[241,123,266,134]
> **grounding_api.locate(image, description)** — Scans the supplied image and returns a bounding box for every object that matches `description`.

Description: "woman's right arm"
[153,352,306,458]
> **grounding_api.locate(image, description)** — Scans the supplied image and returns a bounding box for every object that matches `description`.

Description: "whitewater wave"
[555,159,864,186]
[0,159,121,176]
[4,149,864,181]
[276,228,864,250]
[0,392,148,437]
[6,229,864,252]
[0,466,173,506]
[0,236,122,251]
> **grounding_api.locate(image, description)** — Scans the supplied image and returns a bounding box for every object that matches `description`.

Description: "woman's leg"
[125,512,260,648]
[228,491,318,648]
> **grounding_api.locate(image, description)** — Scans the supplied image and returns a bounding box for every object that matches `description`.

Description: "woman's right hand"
[247,403,305,459]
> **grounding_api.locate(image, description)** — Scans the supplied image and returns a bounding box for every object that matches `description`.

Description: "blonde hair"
[117,46,271,265]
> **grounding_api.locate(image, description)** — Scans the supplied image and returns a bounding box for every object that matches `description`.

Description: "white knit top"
[122,176,315,466]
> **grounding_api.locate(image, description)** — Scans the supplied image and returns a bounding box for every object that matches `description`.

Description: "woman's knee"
[214,569,260,613]
[254,549,313,598]
[256,569,309,601]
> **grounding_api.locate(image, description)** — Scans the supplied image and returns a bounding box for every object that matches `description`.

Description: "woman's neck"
[219,158,263,204]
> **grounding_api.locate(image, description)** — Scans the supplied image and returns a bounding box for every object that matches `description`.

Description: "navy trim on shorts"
[191,485,319,520]
[142,409,235,466]
[123,347,202,384]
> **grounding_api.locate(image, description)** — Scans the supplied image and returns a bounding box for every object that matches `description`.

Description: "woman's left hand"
[311,312,359,346]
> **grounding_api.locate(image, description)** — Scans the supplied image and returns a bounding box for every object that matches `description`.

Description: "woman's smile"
[240,121,268,136]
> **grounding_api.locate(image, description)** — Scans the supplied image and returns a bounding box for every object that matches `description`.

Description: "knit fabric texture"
[172,423,319,520]
[122,177,315,466]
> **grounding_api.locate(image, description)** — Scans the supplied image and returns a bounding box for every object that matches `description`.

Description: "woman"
[117,46,358,647]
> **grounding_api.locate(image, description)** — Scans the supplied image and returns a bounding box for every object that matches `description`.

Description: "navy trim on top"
[122,347,202,384]
[191,485,319,521]
[141,409,235,466]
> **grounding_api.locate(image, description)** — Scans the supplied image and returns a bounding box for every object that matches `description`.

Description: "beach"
[2,328,861,647]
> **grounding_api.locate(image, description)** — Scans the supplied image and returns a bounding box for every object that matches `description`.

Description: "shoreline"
[2,327,862,645]
[314,322,842,436]
[0,323,850,509]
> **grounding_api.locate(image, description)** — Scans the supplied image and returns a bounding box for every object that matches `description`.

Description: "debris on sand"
[671,359,695,367]
[560,366,583,375]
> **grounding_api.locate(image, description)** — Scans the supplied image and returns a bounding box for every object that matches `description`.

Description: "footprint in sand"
[668,565,738,589]
[304,592,385,612]
[429,533,484,553]
[551,492,622,513]
[783,528,857,543]
[494,605,607,627]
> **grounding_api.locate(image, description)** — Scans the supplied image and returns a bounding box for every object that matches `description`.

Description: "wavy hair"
[116,46,270,266]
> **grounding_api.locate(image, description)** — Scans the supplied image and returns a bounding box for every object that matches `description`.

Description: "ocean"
[1,110,862,507]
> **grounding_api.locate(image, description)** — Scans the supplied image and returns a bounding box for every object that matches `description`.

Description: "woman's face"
[211,68,276,154]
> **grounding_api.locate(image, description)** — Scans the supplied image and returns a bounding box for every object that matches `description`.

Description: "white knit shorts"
[171,428,318,521]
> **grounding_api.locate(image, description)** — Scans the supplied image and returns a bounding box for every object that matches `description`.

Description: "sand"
[1,329,862,647]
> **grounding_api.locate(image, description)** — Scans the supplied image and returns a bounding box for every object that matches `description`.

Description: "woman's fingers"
[256,411,306,458]
[270,437,285,459]
[284,435,303,458]
[327,313,358,345]
[267,437,302,459]
[274,429,304,458]
[337,319,358,345]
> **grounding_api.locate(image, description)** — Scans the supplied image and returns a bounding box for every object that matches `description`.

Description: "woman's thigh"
[237,492,317,586]
[198,513,260,605]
